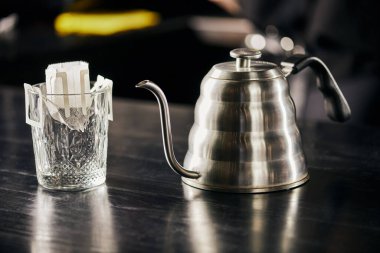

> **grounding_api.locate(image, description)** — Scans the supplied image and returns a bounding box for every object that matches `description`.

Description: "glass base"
[37,168,106,191]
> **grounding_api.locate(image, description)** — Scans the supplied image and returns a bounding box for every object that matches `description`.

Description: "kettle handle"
[281,55,351,122]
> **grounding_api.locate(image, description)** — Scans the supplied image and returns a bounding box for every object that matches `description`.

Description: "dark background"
[1,0,379,125]
[0,1,230,104]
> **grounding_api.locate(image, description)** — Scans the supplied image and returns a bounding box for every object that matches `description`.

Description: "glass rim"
[27,82,110,96]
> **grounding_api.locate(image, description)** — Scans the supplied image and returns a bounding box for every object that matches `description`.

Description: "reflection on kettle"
[30,185,117,253]
[137,48,351,193]
[164,184,303,252]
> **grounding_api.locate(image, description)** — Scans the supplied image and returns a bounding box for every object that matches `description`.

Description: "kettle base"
[182,174,309,193]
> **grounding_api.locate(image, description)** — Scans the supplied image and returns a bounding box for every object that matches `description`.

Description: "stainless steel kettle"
[136,48,351,193]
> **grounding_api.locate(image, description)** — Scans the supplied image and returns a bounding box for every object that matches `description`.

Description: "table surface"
[0,85,380,253]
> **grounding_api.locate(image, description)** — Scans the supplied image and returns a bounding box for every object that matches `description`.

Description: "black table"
[0,85,379,252]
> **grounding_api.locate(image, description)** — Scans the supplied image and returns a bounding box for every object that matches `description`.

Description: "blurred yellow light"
[54,10,160,36]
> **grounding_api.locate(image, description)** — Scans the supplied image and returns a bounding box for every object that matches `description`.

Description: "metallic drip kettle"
[136,48,351,193]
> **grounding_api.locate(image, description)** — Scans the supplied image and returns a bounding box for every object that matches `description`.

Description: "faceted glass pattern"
[28,85,110,190]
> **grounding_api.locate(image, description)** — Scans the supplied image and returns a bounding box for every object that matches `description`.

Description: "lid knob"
[230,48,262,69]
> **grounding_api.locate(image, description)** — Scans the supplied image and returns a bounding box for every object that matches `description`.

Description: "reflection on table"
[31,185,117,253]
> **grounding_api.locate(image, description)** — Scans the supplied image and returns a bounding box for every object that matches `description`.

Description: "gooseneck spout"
[135,80,201,179]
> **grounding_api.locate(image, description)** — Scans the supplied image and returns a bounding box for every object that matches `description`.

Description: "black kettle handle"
[281,55,351,122]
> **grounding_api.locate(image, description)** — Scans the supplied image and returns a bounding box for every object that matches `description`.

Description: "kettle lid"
[208,48,283,80]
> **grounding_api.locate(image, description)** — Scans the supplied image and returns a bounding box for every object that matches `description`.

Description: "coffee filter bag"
[25,61,113,131]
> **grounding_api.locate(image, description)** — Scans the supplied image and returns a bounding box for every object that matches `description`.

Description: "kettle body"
[183,73,307,192]
[136,48,350,193]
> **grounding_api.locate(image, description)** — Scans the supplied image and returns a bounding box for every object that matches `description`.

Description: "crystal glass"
[25,83,112,190]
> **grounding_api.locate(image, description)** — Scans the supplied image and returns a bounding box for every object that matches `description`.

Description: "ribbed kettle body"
[183,76,308,192]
